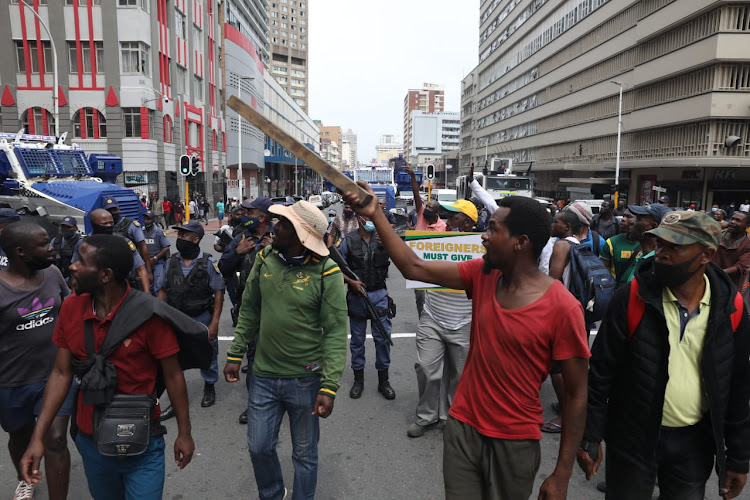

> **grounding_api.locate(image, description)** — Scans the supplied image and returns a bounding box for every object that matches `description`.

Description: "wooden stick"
[227,96,372,207]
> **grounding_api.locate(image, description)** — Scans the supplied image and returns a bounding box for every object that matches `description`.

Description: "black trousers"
[605,417,715,500]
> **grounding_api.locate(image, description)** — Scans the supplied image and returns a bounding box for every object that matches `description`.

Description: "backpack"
[567,233,616,322]
[626,277,744,339]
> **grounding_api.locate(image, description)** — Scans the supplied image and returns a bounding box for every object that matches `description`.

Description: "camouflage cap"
[645,210,721,249]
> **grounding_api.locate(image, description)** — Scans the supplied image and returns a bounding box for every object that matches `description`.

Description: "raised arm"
[343,182,465,290]
[468,164,498,214]
[403,166,423,213]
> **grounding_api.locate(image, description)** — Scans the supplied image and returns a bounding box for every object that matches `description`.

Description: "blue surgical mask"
[711,207,718,212]
[363,221,376,233]
[328,217,335,223]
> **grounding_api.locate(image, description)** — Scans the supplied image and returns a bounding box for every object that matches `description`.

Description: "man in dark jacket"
[577,211,750,500]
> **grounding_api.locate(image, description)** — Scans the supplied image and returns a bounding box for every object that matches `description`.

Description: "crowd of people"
[1,171,749,500]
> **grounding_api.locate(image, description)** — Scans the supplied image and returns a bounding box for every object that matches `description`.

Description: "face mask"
[363,221,376,232]
[711,207,718,212]
[277,251,308,266]
[26,255,53,270]
[424,209,436,220]
[328,217,335,223]
[176,238,201,259]
[241,216,260,230]
[144,222,154,228]
[61,229,77,239]
[229,217,241,227]
[343,210,353,218]
[110,212,122,224]
[92,224,114,235]
[451,227,461,232]
[652,251,703,287]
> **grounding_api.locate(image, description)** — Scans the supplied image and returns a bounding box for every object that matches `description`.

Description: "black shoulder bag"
[82,320,155,458]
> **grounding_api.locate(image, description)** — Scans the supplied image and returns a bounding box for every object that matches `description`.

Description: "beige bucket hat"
[269,200,330,256]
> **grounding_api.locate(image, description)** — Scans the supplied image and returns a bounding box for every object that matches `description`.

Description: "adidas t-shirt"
[0,266,69,387]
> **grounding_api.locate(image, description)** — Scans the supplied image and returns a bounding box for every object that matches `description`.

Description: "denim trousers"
[247,373,321,500]
[347,288,392,371]
[192,310,219,384]
[75,434,166,500]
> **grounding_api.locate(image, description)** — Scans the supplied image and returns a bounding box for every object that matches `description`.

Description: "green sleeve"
[317,261,348,398]
[226,248,266,364]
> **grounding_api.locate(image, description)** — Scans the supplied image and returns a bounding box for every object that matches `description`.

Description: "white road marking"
[218,332,418,341]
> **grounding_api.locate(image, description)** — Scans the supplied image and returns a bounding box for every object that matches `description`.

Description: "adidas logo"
[16,316,54,330]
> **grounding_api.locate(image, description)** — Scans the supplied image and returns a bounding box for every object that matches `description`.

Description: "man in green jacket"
[223,200,347,500]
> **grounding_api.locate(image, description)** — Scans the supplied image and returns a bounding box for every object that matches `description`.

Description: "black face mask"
[26,255,53,271]
[343,210,354,218]
[229,218,241,227]
[111,212,122,224]
[424,209,437,221]
[92,224,114,235]
[652,251,703,287]
[176,239,201,259]
[60,229,77,239]
[144,222,154,229]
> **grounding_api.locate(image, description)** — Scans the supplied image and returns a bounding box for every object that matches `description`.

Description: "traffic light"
[191,156,200,175]
[179,155,190,175]
[426,164,435,180]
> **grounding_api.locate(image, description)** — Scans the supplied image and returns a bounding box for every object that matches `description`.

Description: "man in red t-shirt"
[345,187,590,500]
[20,235,194,499]
[162,197,173,227]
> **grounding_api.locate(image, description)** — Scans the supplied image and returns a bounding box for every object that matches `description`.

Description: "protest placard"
[404,231,486,291]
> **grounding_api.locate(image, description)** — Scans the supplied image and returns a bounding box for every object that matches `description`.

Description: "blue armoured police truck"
[0,131,142,232]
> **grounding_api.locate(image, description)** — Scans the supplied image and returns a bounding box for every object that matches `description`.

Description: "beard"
[481,254,493,275]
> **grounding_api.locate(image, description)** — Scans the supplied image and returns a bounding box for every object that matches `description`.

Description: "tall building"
[403,83,444,159]
[222,0,269,200]
[317,122,342,169]
[268,0,308,111]
[0,0,226,205]
[341,128,357,169]
[460,0,750,206]
[375,134,403,165]
[407,111,460,167]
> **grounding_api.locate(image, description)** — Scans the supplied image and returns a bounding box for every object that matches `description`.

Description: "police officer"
[72,208,150,293]
[101,197,151,277]
[142,210,170,295]
[218,197,274,424]
[340,213,396,400]
[157,220,224,414]
[0,208,21,270]
[51,216,82,282]
[218,197,274,324]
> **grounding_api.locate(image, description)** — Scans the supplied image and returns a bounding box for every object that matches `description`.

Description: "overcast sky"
[308,0,479,164]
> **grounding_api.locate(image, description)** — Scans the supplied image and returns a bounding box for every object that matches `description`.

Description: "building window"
[65,0,99,4]
[120,42,150,76]
[176,66,186,95]
[175,11,186,39]
[68,41,104,74]
[73,108,106,138]
[118,0,148,10]
[122,108,141,137]
[212,130,217,151]
[193,76,203,101]
[14,40,53,74]
[163,115,173,143]
[21,108,54,136]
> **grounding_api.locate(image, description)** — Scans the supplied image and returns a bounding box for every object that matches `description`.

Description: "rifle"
[327,244,393,346]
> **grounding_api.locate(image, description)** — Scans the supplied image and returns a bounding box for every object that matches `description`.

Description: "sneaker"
[13,481,35,500]
[407,422,426,438]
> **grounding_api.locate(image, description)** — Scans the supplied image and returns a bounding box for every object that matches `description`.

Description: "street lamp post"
[20,0,58,137]
[237,76,254,200]
[294,119,305,197]
[611,80,624,206]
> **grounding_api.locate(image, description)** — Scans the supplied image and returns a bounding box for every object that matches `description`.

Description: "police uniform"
[156,251,225,385]
[72,234,145,274]
[52,216,82,282]
[143,222,170,295]
[101,197,147,258]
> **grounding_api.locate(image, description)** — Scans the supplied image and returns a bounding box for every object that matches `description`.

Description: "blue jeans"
[192,310,219,384]
[247,373,321,500]
[149,260,165,296]
[75,434,166,500]
[347,288,392,371]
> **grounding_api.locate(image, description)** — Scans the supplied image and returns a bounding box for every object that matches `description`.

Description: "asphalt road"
[0,207,725,499]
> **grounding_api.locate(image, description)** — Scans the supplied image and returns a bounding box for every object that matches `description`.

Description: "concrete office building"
[263,70,318,197]
[375,134,403,165]
[407,110,460,167]
[403,83,444,160]
[341,128,357,169]
[460,0,750,207]
[268,0,308,111]
[222,0,269,200]
[0,0,226,205]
